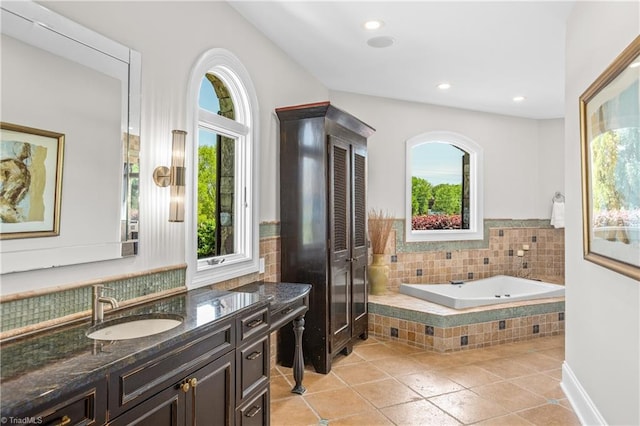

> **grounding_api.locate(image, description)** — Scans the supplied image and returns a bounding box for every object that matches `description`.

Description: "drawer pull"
[281,307,294,315]
[55,416,71,426]
[180,382,190,393]
[246,351,262,360]
[245,405,262,418]
[246,318,264,328]
[189,377,198,388]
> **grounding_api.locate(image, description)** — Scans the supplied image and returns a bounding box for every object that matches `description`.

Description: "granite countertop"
[231,281,312,312]
[0,285,271,417]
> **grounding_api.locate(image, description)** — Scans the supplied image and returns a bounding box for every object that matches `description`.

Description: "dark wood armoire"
[275,102,375,374]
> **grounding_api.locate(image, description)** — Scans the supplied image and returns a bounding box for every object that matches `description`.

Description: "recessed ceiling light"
[364,20,384,30]
[367,36,395,48]
[437,82,451,90]
[513,96,526,102]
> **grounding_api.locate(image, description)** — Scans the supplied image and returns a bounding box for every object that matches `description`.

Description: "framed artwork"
[0,122,64,239]
[580,35,640,280]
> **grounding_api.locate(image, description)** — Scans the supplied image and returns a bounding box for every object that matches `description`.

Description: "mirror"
[0,1,141,273]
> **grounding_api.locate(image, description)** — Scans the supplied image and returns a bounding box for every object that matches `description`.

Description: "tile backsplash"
[377,219,565,291]
[1,227,282,337]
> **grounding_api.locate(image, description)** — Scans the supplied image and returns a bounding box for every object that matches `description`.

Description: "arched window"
[186,49,259,287]
[405,131,483,242]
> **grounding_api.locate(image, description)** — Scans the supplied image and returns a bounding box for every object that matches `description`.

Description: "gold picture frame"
[1,122,64,239]
[579,35,640,280]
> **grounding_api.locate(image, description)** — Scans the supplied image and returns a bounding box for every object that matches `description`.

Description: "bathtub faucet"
[450,280,465,285]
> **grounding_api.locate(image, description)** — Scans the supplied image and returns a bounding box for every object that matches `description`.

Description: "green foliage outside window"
[198,144,217,258]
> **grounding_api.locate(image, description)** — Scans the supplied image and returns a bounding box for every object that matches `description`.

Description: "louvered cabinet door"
[351,143,368,334]
[328,136,352,353]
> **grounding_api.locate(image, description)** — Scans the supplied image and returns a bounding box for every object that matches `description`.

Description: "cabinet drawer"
[236,386,269,426]
[236,334,269,403]
[270,296,308,331]
[237,307,269,343]
[38,380,107,426]
[109,319,233,418]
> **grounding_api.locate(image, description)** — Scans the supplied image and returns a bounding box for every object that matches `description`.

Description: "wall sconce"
[153,130,187,222]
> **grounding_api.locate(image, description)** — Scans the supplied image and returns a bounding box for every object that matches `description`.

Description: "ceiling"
[229,1,575,119]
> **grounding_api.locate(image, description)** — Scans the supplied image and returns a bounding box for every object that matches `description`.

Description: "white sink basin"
[87,315,183,340]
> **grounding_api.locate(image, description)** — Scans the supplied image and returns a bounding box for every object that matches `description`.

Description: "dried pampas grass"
[368,209,394,254]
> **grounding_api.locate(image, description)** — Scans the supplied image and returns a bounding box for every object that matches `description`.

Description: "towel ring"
[553,191,565,202]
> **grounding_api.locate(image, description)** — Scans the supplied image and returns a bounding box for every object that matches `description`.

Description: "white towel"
[550,201,565,228]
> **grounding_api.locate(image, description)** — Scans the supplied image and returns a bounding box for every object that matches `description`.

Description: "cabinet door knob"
[180,382,190,393]
[55,416,71,426]
[189,377,198,388]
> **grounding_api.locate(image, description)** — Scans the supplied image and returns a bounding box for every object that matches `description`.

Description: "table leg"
[291,314,306,394]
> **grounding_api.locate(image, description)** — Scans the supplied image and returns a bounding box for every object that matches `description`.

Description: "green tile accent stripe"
[259,222,280,238]
[395,219,552,253]
[368,300,565,328]
[0,268,185,333]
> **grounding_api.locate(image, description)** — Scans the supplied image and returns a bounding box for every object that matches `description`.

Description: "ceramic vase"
[368,254,389,295]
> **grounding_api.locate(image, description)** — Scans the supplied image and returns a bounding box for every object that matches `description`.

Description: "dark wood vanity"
[0,282,311,426]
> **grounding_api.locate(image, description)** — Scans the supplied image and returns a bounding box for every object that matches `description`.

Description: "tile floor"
[270,335,580,425]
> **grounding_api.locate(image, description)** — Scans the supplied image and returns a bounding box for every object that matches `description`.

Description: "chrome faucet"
[92,285,119,324]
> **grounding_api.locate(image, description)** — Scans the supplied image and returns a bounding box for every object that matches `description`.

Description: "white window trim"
[185,48,260,288]
[405,131,484,242]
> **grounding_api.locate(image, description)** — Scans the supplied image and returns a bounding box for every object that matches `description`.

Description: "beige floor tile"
[380,399,461,426]
[472,381,548,412]
[282,370,347,395]
[352,377,422,408]
[270,396,320,426]
[353,342,403,361]
[429,389,509,424]
[371,355,426,376]
[543,367,563,380]
[472,413,534,425]
[303,388,373,420]
[537,346,565,361]
[328,409,395,426]
[385,341,426,355]
[516,402,581,425]
[439,364,503,388]
[332,361,389,385]
[509,352,563,371]
[474,357,537,379]
[331,352,365,367]
[447,348,502,364]
[270,374,298,401]
[397,371,465,398]
[510,373,566,400]
[410,351,470,370]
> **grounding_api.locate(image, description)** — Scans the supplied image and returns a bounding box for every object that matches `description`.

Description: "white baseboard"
[561,361,607,425]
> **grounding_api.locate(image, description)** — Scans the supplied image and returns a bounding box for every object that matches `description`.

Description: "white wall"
[329,91,564,219]
[563,2,639,425]
[0,1,328,295]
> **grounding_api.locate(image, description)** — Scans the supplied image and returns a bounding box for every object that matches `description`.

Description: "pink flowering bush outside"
[412,214,462,230]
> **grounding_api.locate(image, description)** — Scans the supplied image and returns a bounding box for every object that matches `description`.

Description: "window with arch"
[186,49,259,287]
[405,131,484,242]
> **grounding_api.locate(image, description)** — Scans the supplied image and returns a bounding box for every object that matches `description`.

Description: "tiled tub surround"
[368,292,564,352]
[0,227,282,338]
[383,220,565,292]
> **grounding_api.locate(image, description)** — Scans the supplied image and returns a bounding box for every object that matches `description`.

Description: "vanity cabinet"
[107,305,269,426]
[33,379,107,426]
[276,102,374,374]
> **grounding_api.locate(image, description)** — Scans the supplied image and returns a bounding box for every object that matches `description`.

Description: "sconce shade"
[153,130,187,222]
[169,130,186,222]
